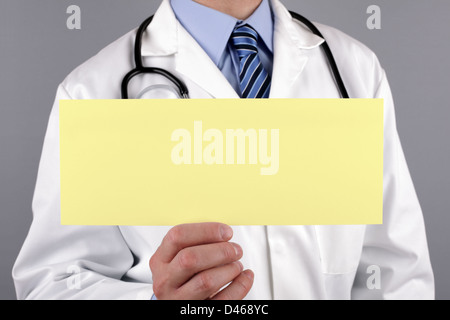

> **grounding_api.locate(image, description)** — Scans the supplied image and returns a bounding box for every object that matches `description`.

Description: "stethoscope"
[121,11,349,99]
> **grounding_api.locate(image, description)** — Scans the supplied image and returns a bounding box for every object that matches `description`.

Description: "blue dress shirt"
[170,0,274,96]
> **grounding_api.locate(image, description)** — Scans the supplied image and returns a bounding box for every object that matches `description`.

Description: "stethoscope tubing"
[121,15,189,99]
[121,11,349,99]
[289,11,349,99]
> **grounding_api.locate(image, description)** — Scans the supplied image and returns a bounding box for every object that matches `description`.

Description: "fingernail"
[243,270,254,280]
[232,243,242,256]
[237,261,244,271]
[221,225,233,240]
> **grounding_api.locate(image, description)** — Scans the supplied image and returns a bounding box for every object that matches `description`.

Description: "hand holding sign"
[149,223,253,300]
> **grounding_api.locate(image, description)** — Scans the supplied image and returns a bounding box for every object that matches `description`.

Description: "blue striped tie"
[230,24,271,99]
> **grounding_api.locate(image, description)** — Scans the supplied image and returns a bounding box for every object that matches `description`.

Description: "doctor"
[13,0,434,300]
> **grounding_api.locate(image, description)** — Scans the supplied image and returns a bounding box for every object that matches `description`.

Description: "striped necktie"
[230,24,271,99]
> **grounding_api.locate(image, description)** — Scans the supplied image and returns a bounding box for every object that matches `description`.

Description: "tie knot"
[230,24,259,59]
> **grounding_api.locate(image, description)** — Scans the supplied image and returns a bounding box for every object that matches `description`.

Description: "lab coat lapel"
[141,0,178,57]
[269,0,324,98]
[141,0,238,98]
[175,27,239,99]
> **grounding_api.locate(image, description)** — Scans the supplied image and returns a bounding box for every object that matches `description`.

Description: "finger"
[210,270,254,300]
[176,261,244,300]
[169,241,243,287]
[155,223,233,263]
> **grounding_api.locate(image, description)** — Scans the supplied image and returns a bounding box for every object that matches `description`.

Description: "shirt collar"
[170,0,274,66]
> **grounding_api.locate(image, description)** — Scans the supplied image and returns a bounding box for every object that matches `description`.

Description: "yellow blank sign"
[60,99,383,226]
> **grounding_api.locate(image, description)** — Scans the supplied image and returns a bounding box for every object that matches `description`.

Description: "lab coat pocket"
[314,225,366,275]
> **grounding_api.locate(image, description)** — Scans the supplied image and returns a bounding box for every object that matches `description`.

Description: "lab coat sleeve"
[351,69,435,299]
[12,85,154,300]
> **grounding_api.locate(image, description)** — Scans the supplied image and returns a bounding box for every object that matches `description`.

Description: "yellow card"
[60,99,383,226]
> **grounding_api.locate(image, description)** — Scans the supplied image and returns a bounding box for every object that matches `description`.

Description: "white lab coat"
[13,0,434,300]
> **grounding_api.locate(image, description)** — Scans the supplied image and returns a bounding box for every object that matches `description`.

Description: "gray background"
[0,0,449,300]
